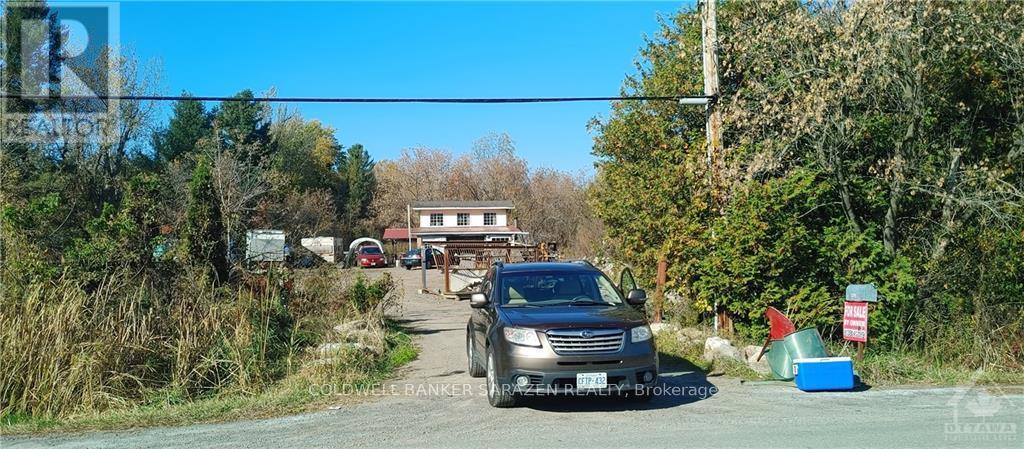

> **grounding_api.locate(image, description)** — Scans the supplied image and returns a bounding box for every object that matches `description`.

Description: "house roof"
[382,227,411,240]
[411,200,514,210]
[412,225,526,236]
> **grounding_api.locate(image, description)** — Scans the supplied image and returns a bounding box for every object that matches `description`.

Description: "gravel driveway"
[7,267,1023,449]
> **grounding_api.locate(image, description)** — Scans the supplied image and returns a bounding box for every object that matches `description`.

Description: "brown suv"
[466,261,657,407]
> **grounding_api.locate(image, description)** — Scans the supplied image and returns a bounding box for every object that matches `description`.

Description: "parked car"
[400,247,445,270]
[465,261,656,407]
[356,246,387,268]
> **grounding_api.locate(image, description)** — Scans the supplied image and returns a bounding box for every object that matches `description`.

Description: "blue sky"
[120,1,687,173]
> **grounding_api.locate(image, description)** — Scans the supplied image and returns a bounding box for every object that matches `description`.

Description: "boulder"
[743,344,771,374]
[333,319,368,335]
[649,322,679,335]
[703,336,743,363]
[317,341,374,356]
[333,320,380,346]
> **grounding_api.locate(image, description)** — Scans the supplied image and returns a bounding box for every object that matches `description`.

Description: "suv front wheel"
[467,332,485,377]
[486,347,516,408]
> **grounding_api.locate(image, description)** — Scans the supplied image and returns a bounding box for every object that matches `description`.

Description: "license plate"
[576,372,607,389]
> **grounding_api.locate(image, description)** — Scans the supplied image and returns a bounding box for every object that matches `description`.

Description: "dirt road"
[8,267,1023,448]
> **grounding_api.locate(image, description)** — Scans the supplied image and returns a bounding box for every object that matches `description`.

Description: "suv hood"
[499,305,646,331]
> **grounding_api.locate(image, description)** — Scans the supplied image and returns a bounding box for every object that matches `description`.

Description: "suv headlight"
[631,325,652,343]
[503,327,541,347]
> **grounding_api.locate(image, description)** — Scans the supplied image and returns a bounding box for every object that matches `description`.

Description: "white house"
[410,200,526,244]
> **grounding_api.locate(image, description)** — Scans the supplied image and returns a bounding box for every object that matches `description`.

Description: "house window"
[484,212,496,226]
[457,213,469,226]
[430,213,443,226]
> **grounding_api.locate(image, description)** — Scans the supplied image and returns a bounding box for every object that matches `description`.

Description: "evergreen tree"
[152,93,210,163]
[215,90,271,165]
[339,144,375,237]
[181,155,228,283]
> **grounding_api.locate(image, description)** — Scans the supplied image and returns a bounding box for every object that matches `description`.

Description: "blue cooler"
[792,357,855,391]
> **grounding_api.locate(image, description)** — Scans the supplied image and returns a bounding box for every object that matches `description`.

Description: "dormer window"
[430,213,443,226]
[484,212,496,226]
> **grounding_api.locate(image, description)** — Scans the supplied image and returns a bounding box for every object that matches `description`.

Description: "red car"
[356,246,387,268]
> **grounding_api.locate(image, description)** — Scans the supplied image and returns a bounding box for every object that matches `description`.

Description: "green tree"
[592,0,1023,361]
[214,90,271,165]
[64,174,163,287]
[271,116,341,191]
[338,144,375,237]
[181,155,228,283]
[152,93,210,163]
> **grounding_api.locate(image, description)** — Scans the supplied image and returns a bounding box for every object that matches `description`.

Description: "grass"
[654,330,769,382]
[0,324,418,435]
[852,351,1024,386]
[0,267,420,436]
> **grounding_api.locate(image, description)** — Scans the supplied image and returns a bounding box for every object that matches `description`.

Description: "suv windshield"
[499,271,624,307]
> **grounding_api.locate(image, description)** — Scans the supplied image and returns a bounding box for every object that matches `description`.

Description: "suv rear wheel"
[466,332,485,377]
[486,347,516,408]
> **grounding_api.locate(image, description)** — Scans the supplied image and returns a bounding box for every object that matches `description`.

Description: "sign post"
[843,284,877,361]
[420,243,431,293]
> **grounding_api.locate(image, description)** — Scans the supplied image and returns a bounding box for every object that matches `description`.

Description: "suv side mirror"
[626,289,647,305]
[470,292,490,308]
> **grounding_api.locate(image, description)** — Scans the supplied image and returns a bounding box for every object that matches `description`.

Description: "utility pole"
[701,0,723,210]
[701,0,729,335]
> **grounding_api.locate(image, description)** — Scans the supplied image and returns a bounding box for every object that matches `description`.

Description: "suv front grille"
[546,329,624,354]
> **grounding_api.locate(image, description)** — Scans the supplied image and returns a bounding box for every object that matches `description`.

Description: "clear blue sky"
[121,1,687,173]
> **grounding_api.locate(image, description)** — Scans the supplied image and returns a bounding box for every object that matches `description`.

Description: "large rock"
[333,319,368,335]
[317,341,374,356]
[743,344,771,374]
[650,322,679,335]
[703,336,743,363]
[333,320,378,343]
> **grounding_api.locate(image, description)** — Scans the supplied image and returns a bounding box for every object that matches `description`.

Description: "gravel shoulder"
[6,267,1023,449]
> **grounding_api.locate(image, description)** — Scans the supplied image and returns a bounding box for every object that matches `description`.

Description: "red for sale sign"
[843,301,869,342]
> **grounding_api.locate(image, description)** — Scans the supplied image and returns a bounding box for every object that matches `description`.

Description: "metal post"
[406,204,412,250]
[420,243,430,293]
[654,256,667,323]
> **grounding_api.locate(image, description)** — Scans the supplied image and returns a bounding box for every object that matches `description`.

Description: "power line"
[0,94,711,104]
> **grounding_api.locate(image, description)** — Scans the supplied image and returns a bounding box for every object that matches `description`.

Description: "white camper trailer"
[246,230,286,262]
[300,237,343,263]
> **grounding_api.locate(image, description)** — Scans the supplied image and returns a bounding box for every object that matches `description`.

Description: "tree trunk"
[883,182,901,256]
[835,160,862,234]
[931,147,963,260]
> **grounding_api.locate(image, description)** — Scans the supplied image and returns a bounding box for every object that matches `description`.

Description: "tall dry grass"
[0,264,397,420]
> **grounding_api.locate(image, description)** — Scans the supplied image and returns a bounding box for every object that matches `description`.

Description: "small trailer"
[300,237,343,263]
[246,230,287,262]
